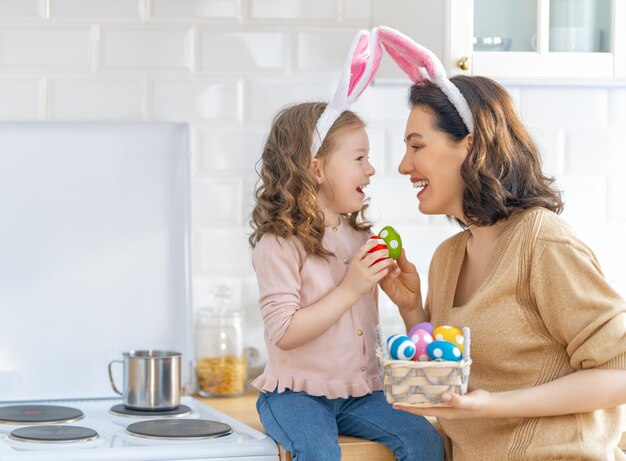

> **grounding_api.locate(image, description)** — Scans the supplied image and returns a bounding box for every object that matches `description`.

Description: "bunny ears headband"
[311,26,475,157]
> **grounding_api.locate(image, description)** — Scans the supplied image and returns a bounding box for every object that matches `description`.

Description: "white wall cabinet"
[373,0,626,80]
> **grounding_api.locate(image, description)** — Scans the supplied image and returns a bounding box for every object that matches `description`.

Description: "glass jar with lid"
[194,286,247,397]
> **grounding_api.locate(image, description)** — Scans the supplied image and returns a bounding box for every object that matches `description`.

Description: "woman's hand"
[379,249,422,313]
[341,240,393,297]
[393,389,496,420]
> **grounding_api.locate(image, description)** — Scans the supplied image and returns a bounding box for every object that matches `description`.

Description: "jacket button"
[357,329,363,336]
[332,226,338,232]
[361,366,367,372]
[343,258,349,264]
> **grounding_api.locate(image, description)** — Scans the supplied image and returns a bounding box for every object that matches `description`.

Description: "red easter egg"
[368,235,388,265]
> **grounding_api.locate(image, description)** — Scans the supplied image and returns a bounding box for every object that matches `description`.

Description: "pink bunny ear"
[311,29,383,156]
[376,26,442,83]
[347,28,383,101]
[347,32,370,97]
[375,26,474,133]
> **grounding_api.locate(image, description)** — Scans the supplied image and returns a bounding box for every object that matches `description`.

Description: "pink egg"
[409,328,433,362]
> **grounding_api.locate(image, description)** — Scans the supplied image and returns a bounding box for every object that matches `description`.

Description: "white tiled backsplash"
[1,0,625,354]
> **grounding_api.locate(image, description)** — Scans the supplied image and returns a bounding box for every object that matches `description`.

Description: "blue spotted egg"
[387,334,416,360]
[426,340,462,362]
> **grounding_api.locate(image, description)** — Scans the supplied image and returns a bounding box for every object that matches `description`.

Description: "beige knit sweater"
[426,207,626,461]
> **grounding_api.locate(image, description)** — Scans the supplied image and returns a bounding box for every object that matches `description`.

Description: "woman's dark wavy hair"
[248,102,371,257]
[409,75,563,228]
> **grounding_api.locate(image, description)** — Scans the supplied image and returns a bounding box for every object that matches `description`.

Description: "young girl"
[248,100,443,461]
[375,27,626,460]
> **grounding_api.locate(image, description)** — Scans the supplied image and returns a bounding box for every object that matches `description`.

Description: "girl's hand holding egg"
[367,235,389,265]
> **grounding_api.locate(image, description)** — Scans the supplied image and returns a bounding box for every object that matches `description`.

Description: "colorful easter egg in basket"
[387,334,416,360]
[409,321,434,336]
[433,325,464,353]
[427,340,463,362]
[409,328,433,362]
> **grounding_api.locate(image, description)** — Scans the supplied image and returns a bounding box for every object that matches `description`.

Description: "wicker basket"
[382,327,471,407]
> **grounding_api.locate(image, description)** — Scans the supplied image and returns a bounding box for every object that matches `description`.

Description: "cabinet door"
[448,0,615,79]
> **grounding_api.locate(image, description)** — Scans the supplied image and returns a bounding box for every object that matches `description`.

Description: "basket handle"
[462,327,471,361]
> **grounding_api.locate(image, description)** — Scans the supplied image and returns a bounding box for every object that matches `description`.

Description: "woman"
[376,27,626,460]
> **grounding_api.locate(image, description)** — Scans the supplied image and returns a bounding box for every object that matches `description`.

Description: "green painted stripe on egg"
[378,225,402,260]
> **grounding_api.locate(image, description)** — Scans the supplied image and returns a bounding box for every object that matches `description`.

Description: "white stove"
[0,397,278,461]
[0,123,278,461]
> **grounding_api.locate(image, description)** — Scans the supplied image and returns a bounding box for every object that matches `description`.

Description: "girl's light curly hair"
[249,102,371,258]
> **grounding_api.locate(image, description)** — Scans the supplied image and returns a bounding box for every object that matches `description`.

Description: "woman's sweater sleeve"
[530,237,626,370]
[252,235,303,345]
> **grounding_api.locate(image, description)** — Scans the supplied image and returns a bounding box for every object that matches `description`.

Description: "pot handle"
[108,360,123,396]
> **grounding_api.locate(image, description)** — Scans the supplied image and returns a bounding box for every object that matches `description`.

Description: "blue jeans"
[256,390,443,461]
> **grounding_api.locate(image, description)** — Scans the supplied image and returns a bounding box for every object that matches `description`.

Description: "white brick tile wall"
[501,84,522,109]
[0,76,42,119]
[365,129,383,174]
[198,30,287,71]
[246,78,334,121]
[100,27,193,70]
[521,87,609,127]
[194,126,266,174]
[150,0,240,20]
[607,178,626,222]
[341,0,371,24]
[47,77,143,119]
[49,0,141,19]
[151,79,240,121]
[240,177,257,227]
[194,227,254,276]
[247,0,337,21]
[567,222,626,295]
[558,176,607,223]
[387,124,408,173]
[352,85,412,121]
[241,275,262,329]
[296,29,357,70]
[565,130,626,176]
[0,26,91,69]
[0,0,44,18]
[192,177,243,226]
[608,89,626,126]
[368,177,429,225]
[527,126,564,179]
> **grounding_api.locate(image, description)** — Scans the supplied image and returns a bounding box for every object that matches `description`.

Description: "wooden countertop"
[197,392,626,459]
[197,392,395,461]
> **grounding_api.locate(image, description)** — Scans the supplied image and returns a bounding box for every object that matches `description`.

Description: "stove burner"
[110,404,192,417]
[9,425,99,443]
[126,419,232,440]
[0,405,83,424]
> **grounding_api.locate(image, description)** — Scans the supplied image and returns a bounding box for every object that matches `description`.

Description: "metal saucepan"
[108,350,181,410]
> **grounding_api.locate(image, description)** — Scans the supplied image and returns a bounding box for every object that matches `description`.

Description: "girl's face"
[314,126,374,224]
[398,105,470,220]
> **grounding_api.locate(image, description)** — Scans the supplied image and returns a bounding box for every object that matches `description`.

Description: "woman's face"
[398,105,469,220]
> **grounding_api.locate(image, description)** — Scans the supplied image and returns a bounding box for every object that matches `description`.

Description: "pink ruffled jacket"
[251,220,382,399]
